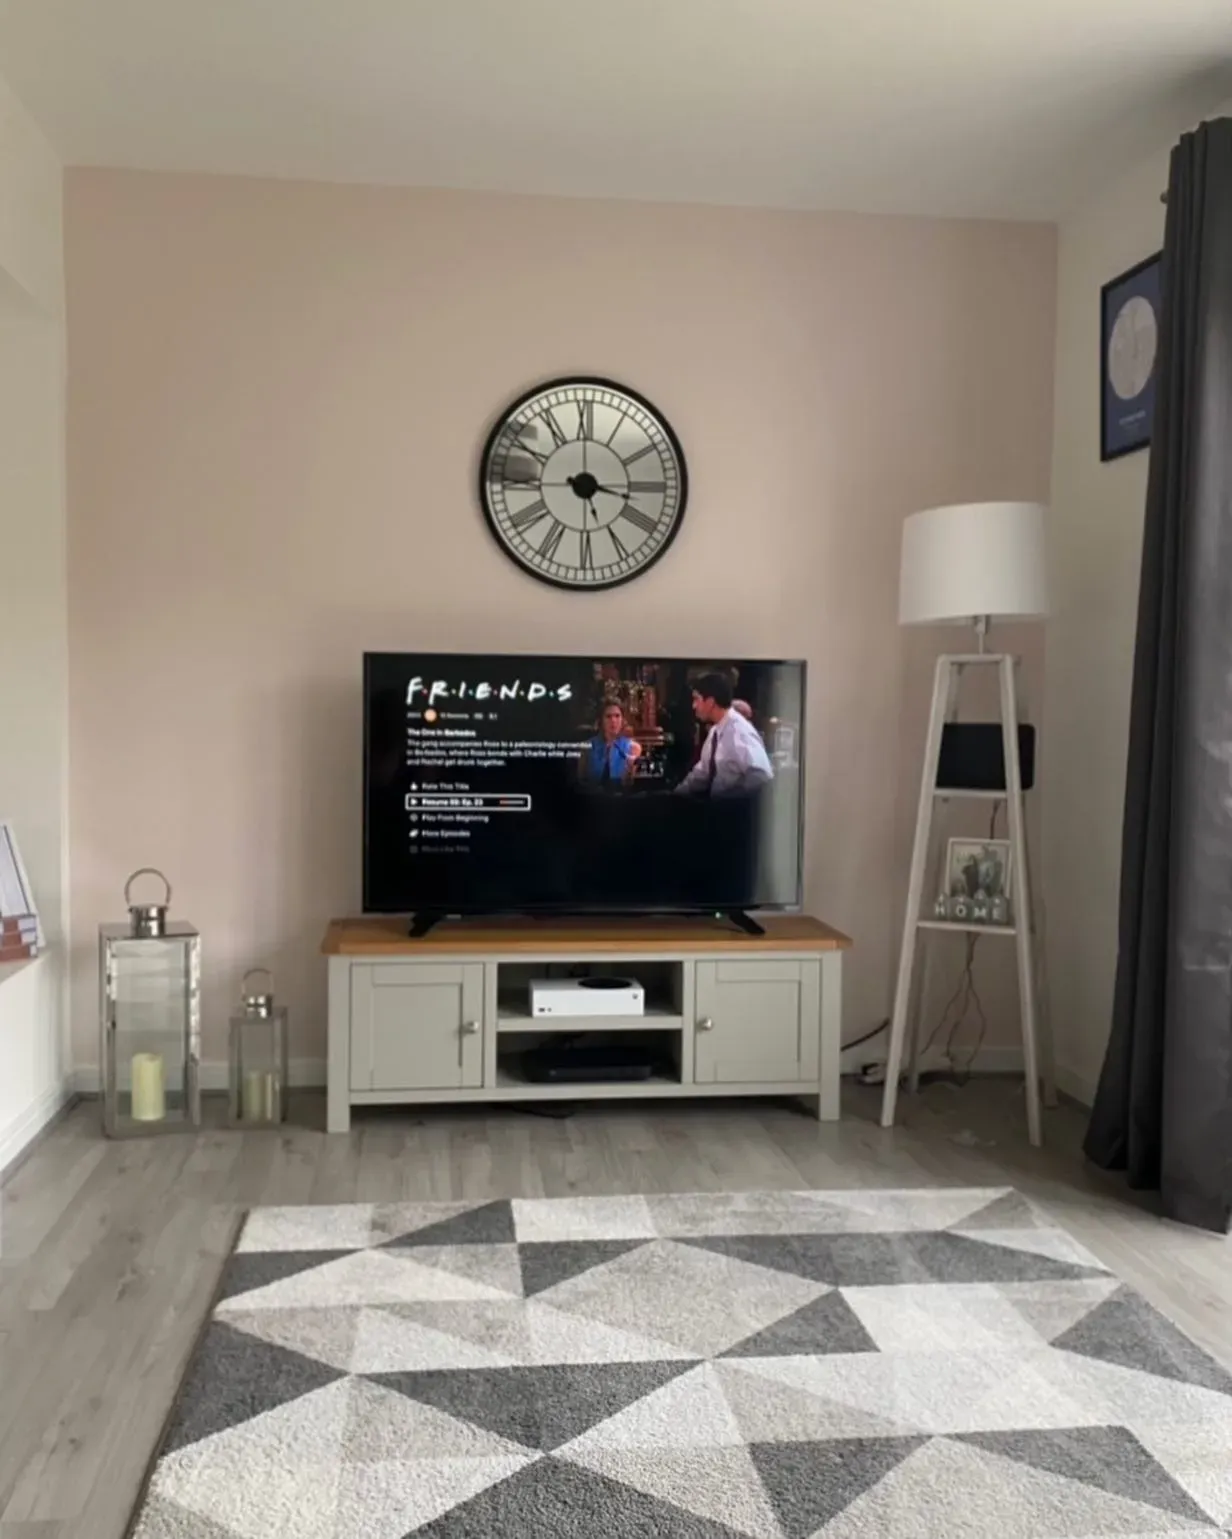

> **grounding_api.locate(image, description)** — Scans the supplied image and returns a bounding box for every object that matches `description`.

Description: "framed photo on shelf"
[1101,252,1162,462]
[946,838,1012,903]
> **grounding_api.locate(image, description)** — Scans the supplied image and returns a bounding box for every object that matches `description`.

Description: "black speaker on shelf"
[936,722,1036,792]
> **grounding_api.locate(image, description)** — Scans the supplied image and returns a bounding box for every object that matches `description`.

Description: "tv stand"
[723,909,767,936]
[323,914,851,1132]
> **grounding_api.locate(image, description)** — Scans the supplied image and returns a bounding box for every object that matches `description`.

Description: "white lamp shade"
[899,501,1048,625]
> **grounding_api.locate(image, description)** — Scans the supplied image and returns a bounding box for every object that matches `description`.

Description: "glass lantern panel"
[233,1009,287,1124]
[109,936,196,1126]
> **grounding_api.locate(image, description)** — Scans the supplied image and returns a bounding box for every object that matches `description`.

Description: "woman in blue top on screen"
[581,700,643,788]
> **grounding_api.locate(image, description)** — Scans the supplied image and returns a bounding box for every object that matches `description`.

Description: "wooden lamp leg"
[1018,800,1058,1109]
[999,656,1042,1147]
[907,662,967,1093]
[882,657,951,1129]
[1009,659,1057,1110]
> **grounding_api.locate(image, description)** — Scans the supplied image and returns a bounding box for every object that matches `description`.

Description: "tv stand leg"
[408,911,445,938]
[724,909,766,937]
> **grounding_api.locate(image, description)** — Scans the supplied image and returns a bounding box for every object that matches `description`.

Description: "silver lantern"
[100,868,201,1138]
[229,969,289,1127]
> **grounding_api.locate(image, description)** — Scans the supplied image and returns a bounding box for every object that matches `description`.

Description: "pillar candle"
[242,1069,266,1122]
[131,1052,166,1121]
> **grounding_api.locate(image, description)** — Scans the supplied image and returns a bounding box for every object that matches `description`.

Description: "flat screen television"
[364,653,805,928]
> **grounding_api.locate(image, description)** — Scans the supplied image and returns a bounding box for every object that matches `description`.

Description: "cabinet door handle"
[697,1017,715,1032]
[461,1020,480,1036]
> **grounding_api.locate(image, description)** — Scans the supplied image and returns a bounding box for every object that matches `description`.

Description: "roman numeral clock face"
[480,378,688,590]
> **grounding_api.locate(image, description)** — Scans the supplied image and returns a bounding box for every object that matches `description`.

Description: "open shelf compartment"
[495,957,686,1034]
[496,1024,684,1093]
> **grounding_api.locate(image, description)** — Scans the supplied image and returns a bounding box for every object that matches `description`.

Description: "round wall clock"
[479,377,688,590]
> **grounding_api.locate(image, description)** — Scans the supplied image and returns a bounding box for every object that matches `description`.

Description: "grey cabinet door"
[694,960,819,1085]
[350,964,484,1091]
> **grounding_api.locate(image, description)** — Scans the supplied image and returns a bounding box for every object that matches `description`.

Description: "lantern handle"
[124,867,172,909]
[241,967,274,998]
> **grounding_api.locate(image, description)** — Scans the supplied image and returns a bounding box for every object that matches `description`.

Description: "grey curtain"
[1085,119,1232,1232]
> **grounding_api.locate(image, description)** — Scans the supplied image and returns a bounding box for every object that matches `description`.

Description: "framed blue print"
[1101,252,1162,461]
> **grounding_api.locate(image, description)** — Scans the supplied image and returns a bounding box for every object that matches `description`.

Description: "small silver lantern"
[229,969,289,1127]
[100,868,201,1138]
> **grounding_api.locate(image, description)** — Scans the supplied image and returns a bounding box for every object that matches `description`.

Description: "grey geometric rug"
[129,1187,1232,1537]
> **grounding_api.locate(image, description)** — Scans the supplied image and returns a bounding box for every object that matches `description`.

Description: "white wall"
[0,73,61,316]
[1042,117,1215,1103]
[0,71,67,1170]
[64,173,1056,1074]
[0,48,1213,1152]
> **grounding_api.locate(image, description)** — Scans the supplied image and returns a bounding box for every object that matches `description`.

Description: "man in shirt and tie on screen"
[675,673,774,797]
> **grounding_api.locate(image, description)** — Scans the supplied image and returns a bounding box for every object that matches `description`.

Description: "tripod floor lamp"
[881,501,1056,1147]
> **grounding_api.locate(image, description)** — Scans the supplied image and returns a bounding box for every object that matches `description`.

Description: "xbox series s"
[529,976,645,1018]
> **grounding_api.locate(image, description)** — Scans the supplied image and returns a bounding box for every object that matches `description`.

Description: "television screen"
[364,653,805,917]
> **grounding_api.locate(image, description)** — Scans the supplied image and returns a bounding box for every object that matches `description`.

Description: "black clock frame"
[477,375,689,592]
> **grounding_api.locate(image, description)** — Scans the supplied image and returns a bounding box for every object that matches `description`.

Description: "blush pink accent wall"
[65,170,1056,1073]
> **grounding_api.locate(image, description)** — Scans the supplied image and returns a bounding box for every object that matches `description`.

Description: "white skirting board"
[1,1040,1097,1176]
[69,1060,329,1096]
[0,1079,74,1175]
[1053,1064,1098,1108]
[67,1054,1097,1105]
[840,1042,1095,1106]
[842,1043,1026,1077]
[0,952,70,1178]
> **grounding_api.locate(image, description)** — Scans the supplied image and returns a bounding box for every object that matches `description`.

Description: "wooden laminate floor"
[0,1081,1228,1538]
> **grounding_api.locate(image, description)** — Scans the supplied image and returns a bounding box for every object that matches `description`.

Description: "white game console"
[530,976,646,1018]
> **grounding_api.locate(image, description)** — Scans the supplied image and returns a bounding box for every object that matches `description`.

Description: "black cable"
[952,986,989,1083]
[944,937,987,1077]
[842,1018,888,1052]
[920,945,973,1062]
[943,936,978,1060]
[899,798,1008,1088]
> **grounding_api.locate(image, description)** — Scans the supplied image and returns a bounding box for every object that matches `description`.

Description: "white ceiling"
[1,0,1230,219]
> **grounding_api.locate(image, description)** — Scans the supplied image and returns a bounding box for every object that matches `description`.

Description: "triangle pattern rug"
[129,1187,1232,1536]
